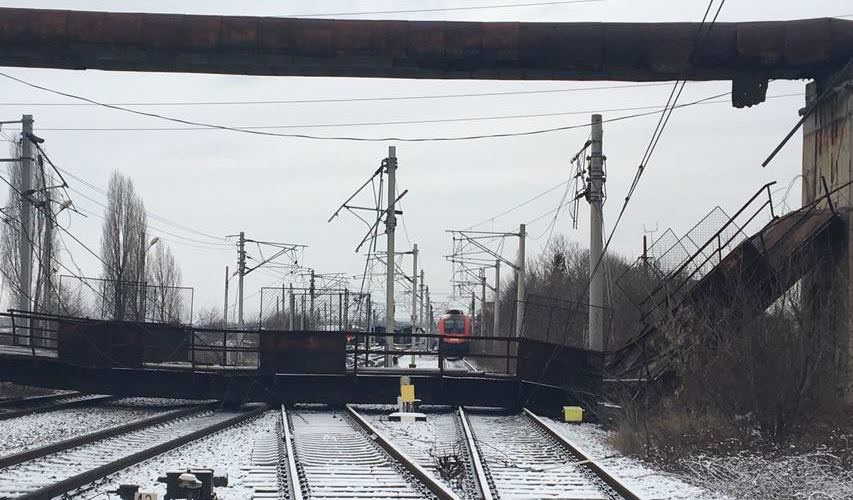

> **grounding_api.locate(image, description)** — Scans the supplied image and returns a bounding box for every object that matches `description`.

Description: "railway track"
[0,392,114,421]
[459,408,640,500]
[245,422,284,500]
[282,405,460,500]
[0,391,76,408]
[0,400,637,499]
[365,408,480,498]
[0,403,268,500]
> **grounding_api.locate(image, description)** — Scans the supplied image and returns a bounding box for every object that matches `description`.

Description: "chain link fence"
[520,293,614,349]
[58,275,194,324]
[259,287,372,331]
[616,192,778,328]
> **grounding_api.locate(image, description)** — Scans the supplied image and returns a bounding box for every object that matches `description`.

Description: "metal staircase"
[609,182,846,379]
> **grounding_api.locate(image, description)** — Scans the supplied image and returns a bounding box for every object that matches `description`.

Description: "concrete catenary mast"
[19,115,34,330]
[385,146,397,366]
[515,224,526,338]
[587,114,606,351]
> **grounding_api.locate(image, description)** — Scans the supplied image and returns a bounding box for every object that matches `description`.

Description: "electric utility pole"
[425,285,432,334]
[410,244,418,330]
[493,259,500,336]
[237,231,246,329]
[19,115,33,326]
[228,232,304,331]
[515,224,526,338]
[445,228,524,338]
[223,266,229,327]
[309,269,316,328]
[385,146,397,366]
[515,224,527,338]
[587,114,606,351]
[480,268,486,336]
[418,269,425,336]
[38,148,53,325]
[409,243,418,368]
[288,283,295,330]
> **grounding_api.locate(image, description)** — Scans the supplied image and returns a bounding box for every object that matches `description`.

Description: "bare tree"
[195,306,223,328]
[146,239,183,323]
[100,171,147,321]
[1,139,61,318]
[1,142,25,311]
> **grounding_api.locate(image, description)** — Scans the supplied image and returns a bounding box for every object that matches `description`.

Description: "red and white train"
[436,309,472,355]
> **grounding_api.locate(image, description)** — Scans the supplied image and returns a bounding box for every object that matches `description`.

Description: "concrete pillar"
[801,69,853,398]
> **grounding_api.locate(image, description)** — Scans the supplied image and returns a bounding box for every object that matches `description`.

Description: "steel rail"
[279,405,305,500]
[344,405,462,500]
[0,400,219,468]
[15,403,270,500]
[456,407,495,500]
[522,408,641,500]
[0,390,80,408]
[0,394,116,420]
[462,359,480,373]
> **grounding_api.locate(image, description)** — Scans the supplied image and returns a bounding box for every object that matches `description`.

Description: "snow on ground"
[397,354,439,369]
[0,398,194,456]
[542,418,727,500]
[107,398,203,408]
[395,354,472,371]
[82,409,278,500]
[679,451,853,500]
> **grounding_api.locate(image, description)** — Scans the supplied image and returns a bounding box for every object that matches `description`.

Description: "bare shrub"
[429,443,466,489]
[683,452,853,500]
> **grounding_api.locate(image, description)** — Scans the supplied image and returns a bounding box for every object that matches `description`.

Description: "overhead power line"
[68,188,231,250]
[27,94,806,131]
[3,93,802,133]
[591,0,728,297]
[286,0,605,17]
[56,166,229,244]
[0,71,797,142]
[0,82,674,107]
[465,179,572,230]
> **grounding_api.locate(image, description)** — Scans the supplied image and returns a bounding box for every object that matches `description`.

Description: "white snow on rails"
[0,403,685,500]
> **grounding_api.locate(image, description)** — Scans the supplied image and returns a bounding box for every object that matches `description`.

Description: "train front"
[437,309,471,357]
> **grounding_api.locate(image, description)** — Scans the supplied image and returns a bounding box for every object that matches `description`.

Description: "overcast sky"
[0,0,846,321]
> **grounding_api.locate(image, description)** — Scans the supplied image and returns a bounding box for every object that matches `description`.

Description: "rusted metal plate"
[737,21,786,65]
[140,14,185,48]
[28,10,67,43]
[220,16,258,49]
[783,18,832,67]
[259,330,346,374]
[0,10,30,41]
[57,320,189,368]
[0,8,851,82]
[181,15,221,49]
[517,338,604,400]
[101,13,144,45]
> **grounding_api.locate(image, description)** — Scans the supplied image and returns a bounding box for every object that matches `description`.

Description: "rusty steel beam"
[0,9,852,105]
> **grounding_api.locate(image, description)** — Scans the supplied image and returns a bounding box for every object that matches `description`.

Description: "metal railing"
[1,309,606,391]
[634,182,778,326]
[348,330,521,377]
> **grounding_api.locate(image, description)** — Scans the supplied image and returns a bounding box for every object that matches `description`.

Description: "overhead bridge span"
[0,313,603,417]
[0,9,852,107]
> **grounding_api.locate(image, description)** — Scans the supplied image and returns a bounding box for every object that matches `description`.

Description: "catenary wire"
[589,0,728,295]
[56,167,228,243]
[284,0,605,17]
[9,93,801,132]
[0,82,678,107]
